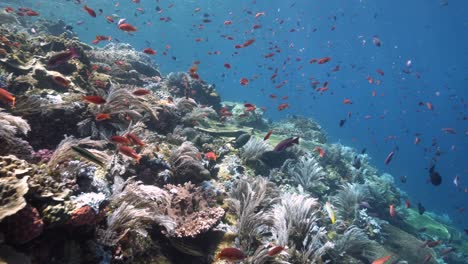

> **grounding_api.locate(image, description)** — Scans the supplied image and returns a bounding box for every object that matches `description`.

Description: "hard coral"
[0,176,28,222]
[4,204,44,244]
[165,182,224,238]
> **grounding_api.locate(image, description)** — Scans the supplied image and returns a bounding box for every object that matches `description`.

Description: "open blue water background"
[8,0,467,229]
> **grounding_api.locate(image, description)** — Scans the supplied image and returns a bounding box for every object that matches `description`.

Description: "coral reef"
[0,20,465,264]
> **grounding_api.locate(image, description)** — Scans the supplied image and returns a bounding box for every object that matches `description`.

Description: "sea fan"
[270,193,333,263]
[96,201,156,246]
[332,183,371,222]
[240,137,271,162]
[0,108,33,158]
[228,176,279,253]
[47,136,110,169]
[287,155,326,195]
[331,225,374,259]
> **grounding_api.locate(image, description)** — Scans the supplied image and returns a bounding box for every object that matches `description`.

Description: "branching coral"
[240,137,271,162]
[169,142,211,183]
[286,154,327,195]
[270,193,333,263]
[332,183,371,222]
[0,108,32,159]
[228,176,279,253]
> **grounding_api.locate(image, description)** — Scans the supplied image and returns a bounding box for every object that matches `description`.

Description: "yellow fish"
[325,201,335,224]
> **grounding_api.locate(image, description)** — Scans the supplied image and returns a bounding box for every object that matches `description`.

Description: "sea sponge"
[4,204,44,244]
[66,205,98,226]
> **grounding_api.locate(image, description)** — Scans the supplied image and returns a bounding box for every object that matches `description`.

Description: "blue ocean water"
[11,0,467,229]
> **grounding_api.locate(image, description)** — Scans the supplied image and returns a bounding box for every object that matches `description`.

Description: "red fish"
[240,78,249,86]
[0,88,15,108]
[118,23,137,32]
[414,136,421,144]
[126,133,145,147]
[277,103,289,111]
[132,89,151,96]
[118,145,141,163]
[426,102,434,110]
[205,151,217,161]
[405,200,411,208]
[264,130,273,141]
[26,10,39,16]
[4,7,14,13]
[143,48,156,55]
[95,113,111,121]
[267,245,285,256]
[84,5,97,17]
[314,147,325,158]
[384,151,395,165]
[244,103,256,112]
[110,135,130,145]
[224,20,232,25]
[224,63,231,69]
[441,128,456,134]
[376,69,384,76]
[47,47,80,68]
[255,12,265,18]
[83,95,106,104]
[105,16,114,23]
[316,87,329,92]
[343,98,352,104]
[242,39,255,47]
[389,205,395,218]
[52,76,71,87]
[372,255,390,264]
[373,36,382,47]
[215,248,246,261]
[317,57,331,64]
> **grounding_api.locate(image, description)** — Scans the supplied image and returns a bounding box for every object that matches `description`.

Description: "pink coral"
[5,204,44,244]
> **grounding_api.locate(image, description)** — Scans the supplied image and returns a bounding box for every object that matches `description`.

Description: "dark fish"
[273,137,299,151]
[234,133,251,148]
[339,119,346,127]
[429,165,442,186]
[71,146,105,167]
[361,148,367,154]
[352,155,361,169]
[400,175,407,183]
[418,202,426,215]
[47,47,80,68]
[464,229,467,235]
[155,6,161,12]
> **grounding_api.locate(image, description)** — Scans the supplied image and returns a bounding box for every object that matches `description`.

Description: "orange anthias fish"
[143,48,157,55]
[110,135,130,145]
[389,204,395,218]
[343,98,352,104]
[95,113,111,121]
[317,57,331,64]
[264,130,273,141]
[244,103,256,112]
[372,255,391,264]
[52,76,71,87]
[267,245,285,256]
[314,147,325,158]
[84,5,97,17]
[277,103,289,111]
[83,95,106,104]
[118,145,141,163]
[0,88,15,108]
[132,89,151,96]
[205,151,217,161]
[126,133,145,147]
[118,23,137,32]
[215,248,246,262]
